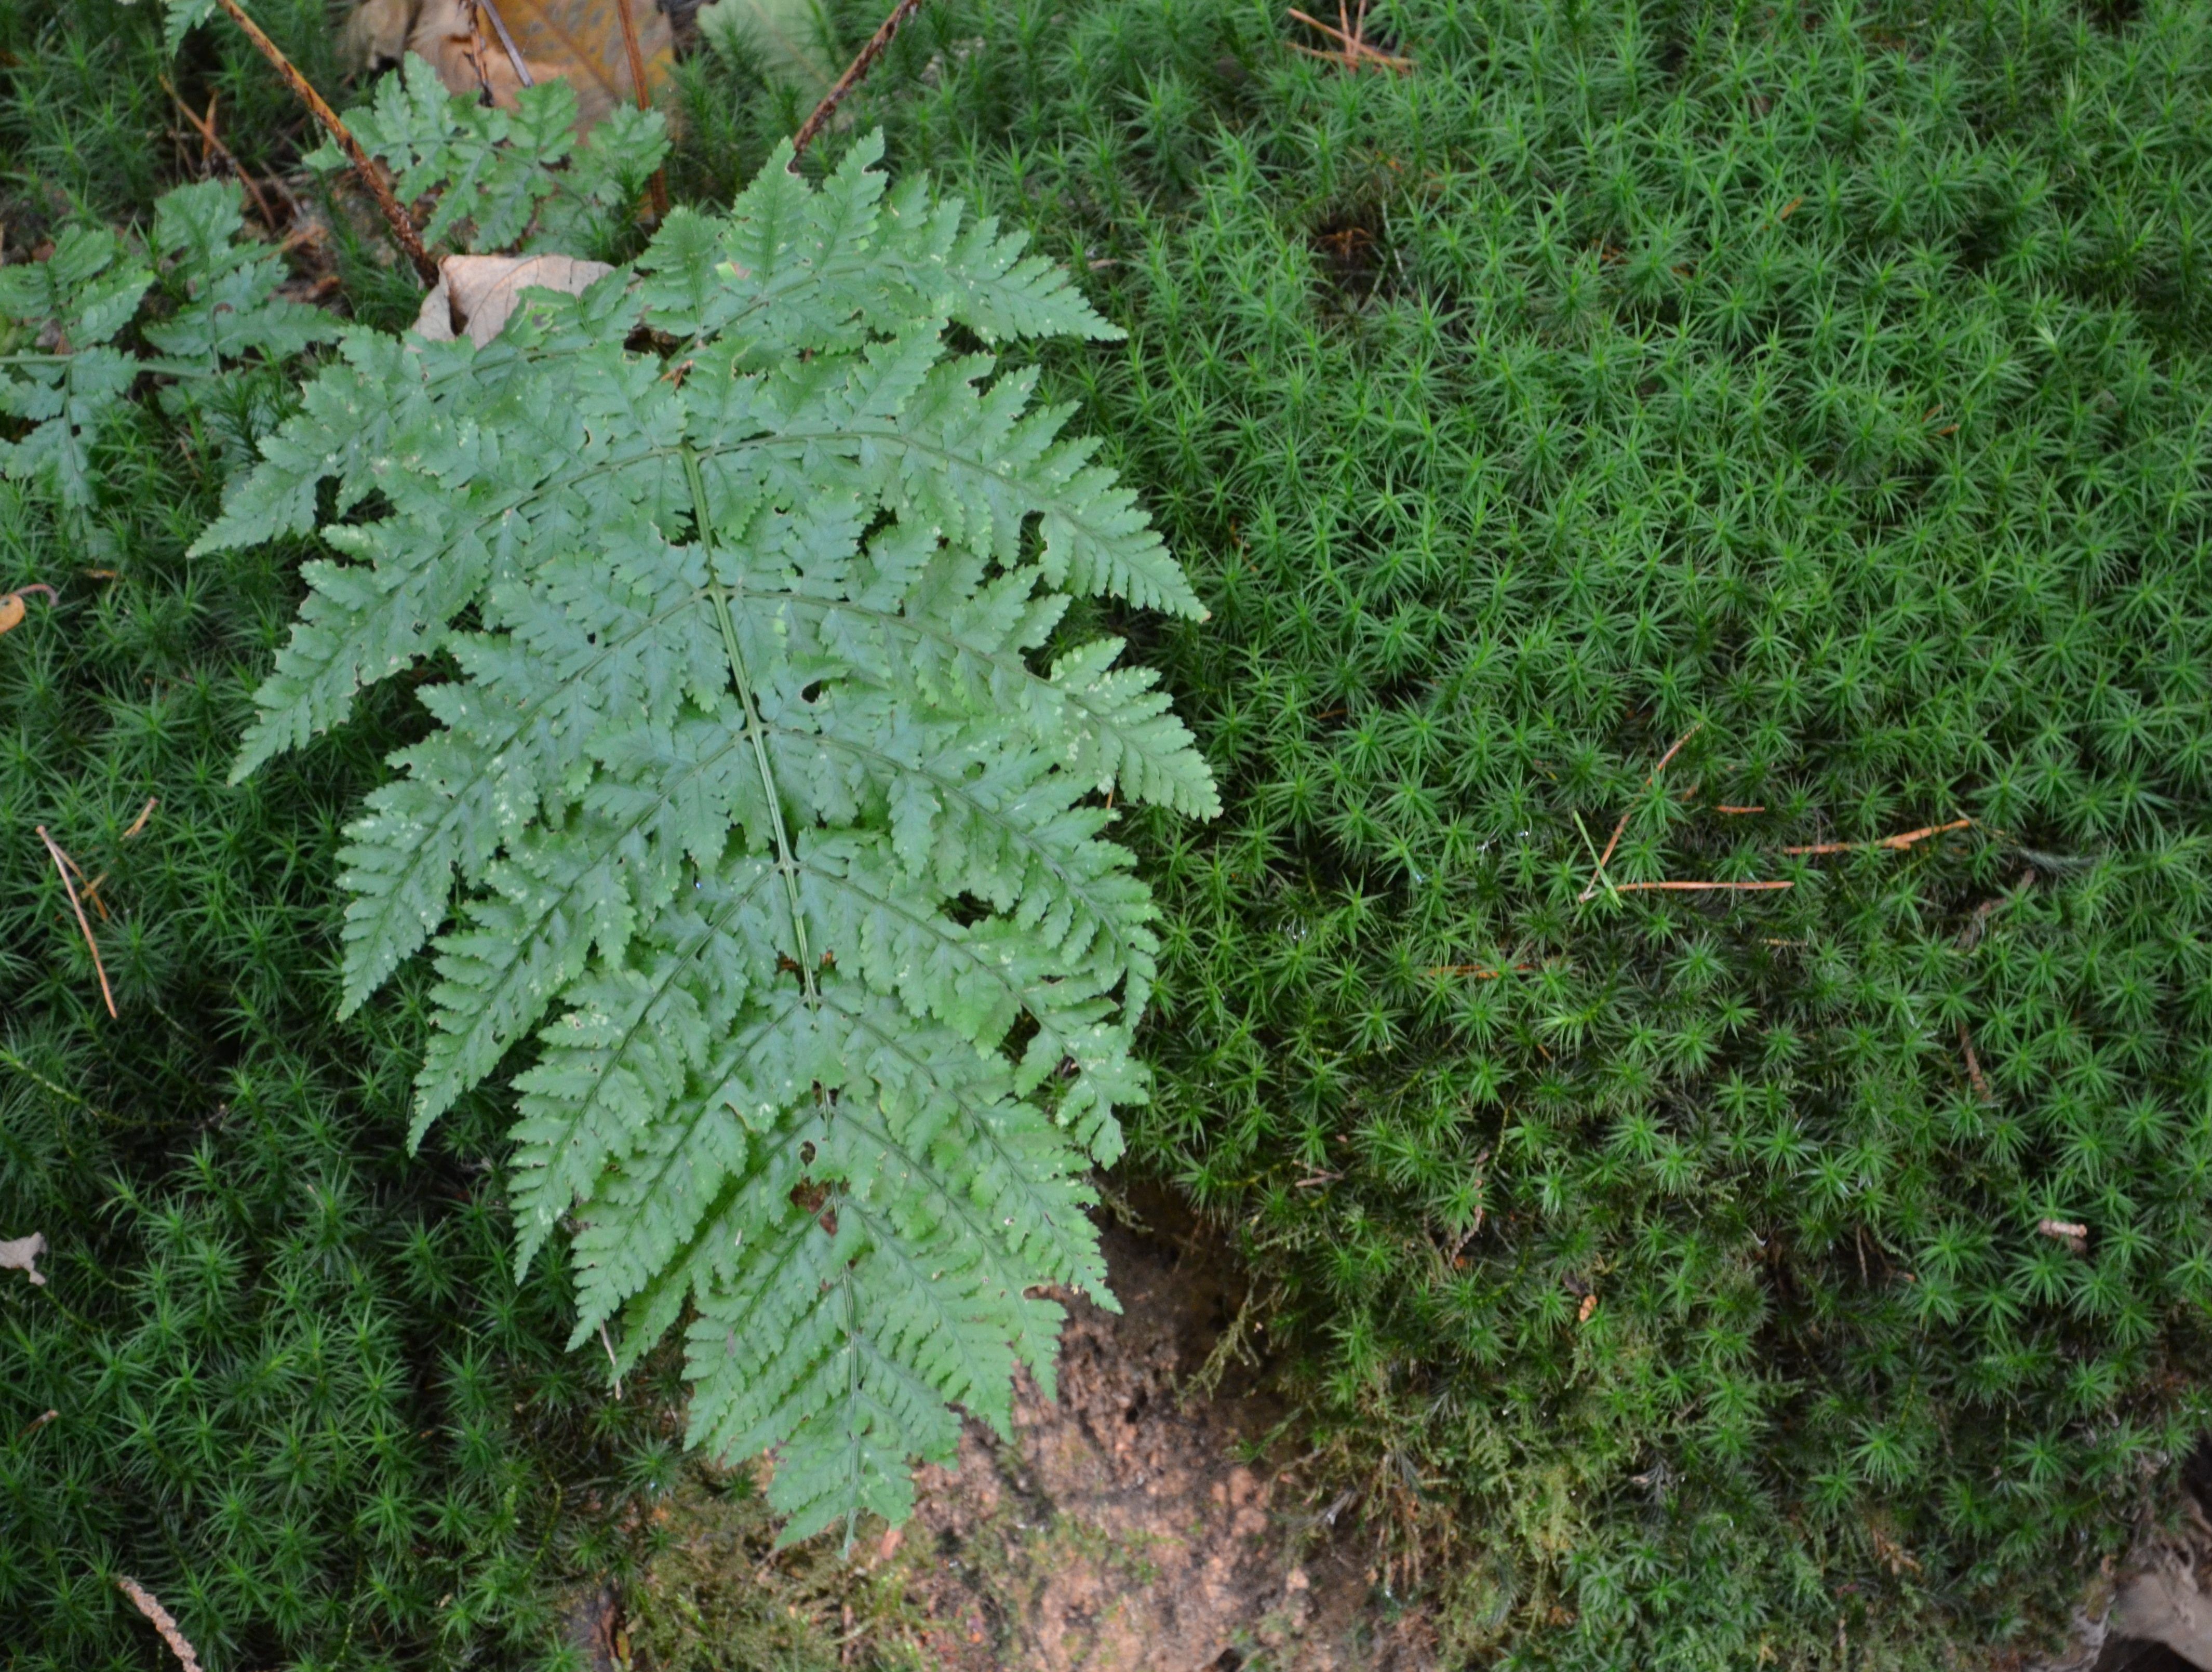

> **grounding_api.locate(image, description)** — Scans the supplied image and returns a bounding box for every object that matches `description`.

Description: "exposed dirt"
[878,1189,1436,1672]
[606,1189,1435,1672]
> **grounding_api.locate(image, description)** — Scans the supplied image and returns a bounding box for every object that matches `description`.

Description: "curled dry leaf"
[0,583,59,636]
[1,1232,47,1286]
[413,252,614,346]
[2037,1218,2090,1253]
[342,0,673,129]
[342,0,418,70]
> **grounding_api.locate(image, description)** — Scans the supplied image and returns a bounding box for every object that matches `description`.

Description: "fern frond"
[0,224,151,509]
[303,58,669,258]
[219,139,1213,1542]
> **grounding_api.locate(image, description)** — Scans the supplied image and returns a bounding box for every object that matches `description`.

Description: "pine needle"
[1607,879,1794,894]
[36,826,115,1019]
[1782,818,1974,857]
[1579,724,1702,902]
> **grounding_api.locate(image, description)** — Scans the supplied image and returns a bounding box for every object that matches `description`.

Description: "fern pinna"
[203,137,1218,1542]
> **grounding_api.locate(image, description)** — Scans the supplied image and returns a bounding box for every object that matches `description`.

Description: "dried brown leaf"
[1,1232,47,1286]
[414,252,615,346]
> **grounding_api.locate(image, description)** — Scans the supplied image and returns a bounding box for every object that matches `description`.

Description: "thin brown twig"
[598,1320,624,1400]
[1286,6,1364,53]
[1607,879,1795,894]
[45,837,110,922]
[122,798,159,840]
[1950,866,2033,1101]
[461,1,501,105]
[37,826,115,1018]
[1446,1151,1490,1258]
[1956,867,2035,954]
[790,0,928,165]
[159,77,281,232]
[1783,817,1973,858]
[1715,804,1766,814]
[204,0,439,285]
[1579,723,1701,902]
[1287,42,1395,64]
[116,1576,204,1672]
[1956,1020,1992,1104]
[475,0,535,87]
[1285,6,1412,70]
[611,0,669,220]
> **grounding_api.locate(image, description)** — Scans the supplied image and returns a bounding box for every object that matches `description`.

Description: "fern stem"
[681,444,819,1004]
[609,0,669,221]
[203,0,441,286]
[841,1267,861,1553]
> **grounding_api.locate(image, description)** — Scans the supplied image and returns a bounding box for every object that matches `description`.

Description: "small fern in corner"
[204,135,1217,1543]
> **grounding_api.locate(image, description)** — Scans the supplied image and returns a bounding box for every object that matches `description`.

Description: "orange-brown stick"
[160,77,281,231]
[792,0,928,163]
[1609,879,1794,894]
[1579,723,1702,902]
[1784,817,1972,857]
[207,0,438,284]
[611,0,668,219]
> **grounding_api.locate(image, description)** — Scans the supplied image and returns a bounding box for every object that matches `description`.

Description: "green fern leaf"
[0,226,152,509]
[145,181,338,366]
[216,138,1213,1543]
[307,61,669,259]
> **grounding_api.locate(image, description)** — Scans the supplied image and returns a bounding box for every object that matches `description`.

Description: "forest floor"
[882,1190,1436,1671]
[613,1188,1439,1672]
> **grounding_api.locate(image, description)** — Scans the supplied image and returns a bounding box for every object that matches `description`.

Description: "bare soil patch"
[879,1188,1435,1672]
[609,1188,1434,1671]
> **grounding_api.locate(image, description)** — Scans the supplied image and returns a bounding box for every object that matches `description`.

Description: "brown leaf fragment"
[2036,1218,2089,1254]
[342,0,419,71]
[414,253,616,347]
[344,0,674,129]
[1,1232,46,1286]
